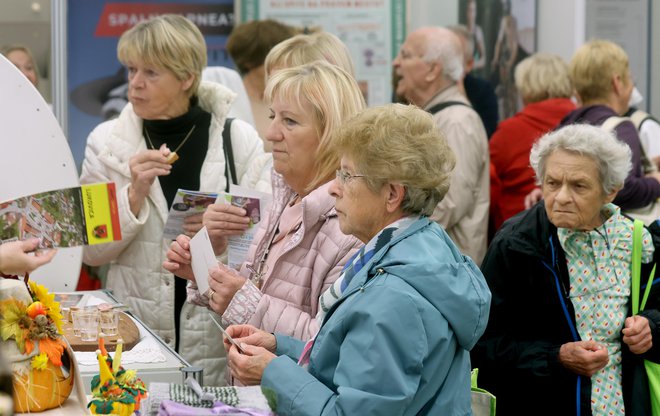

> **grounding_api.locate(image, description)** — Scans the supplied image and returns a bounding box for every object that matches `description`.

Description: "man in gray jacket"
[393,26,489,264]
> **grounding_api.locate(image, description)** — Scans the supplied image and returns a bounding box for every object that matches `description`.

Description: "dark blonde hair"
[265,61,365,192]
[117,14,206,96]
[570,39,630,103]
[226,19,299,75]
[333,104,455,216]
[264,31,354,78]
[515,53,572,104]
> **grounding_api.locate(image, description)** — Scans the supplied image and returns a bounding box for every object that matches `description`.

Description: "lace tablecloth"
[74,336,167,366]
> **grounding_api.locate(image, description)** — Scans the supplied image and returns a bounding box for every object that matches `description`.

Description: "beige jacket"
[426,85,489,265]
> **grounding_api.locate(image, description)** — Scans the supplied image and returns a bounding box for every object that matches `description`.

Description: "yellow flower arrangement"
[0,279,75,413]
[0,281,66,367]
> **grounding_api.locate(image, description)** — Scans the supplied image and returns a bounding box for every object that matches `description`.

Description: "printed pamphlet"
[224,185,272,270]
[163,189,218,241]
[0,182,121,248]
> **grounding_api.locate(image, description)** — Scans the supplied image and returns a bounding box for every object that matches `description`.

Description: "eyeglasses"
[336,169,366,185]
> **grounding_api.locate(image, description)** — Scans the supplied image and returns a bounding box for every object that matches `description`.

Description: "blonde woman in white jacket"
[79,15,271,385]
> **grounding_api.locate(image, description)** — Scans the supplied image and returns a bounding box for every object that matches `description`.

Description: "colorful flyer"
[0,182,121,248]
[163,189,219,241]
[224,185,272,270]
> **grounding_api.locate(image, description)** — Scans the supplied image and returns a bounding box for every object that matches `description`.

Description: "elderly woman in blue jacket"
[223,104,492,415]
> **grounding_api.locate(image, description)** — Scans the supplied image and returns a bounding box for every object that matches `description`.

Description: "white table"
[69,290,190,395]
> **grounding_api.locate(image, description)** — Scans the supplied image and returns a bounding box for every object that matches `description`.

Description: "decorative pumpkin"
[0,279,74,413]
[12,346,75,412]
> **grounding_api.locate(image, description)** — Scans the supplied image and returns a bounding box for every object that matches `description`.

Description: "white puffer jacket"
[79,81,272,385]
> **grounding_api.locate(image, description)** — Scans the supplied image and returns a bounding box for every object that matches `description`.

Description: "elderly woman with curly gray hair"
[473,124,660,415]
[219,104,491,415]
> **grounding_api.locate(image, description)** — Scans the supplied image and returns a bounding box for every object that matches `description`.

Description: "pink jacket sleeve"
[222,228,360,341]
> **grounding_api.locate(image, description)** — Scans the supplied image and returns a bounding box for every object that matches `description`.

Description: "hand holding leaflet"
[163,189,218,240]
[208,312,246,354]
[222,185,272,269]
[188,226,218,295]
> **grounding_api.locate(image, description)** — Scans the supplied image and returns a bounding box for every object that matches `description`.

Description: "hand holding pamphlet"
[162,189,218,240]
[0,182,121,248]
[188,226,217,295]
[164,186,271,270]
[223,185,272,269]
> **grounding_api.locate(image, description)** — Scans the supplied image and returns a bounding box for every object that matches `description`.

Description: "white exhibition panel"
[0,54,82,291]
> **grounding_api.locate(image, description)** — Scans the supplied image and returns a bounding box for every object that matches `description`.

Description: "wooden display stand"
[62,312,139,352]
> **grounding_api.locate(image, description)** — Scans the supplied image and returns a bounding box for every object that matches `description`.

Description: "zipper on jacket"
[359,268,385,292]
[541,236,582,416]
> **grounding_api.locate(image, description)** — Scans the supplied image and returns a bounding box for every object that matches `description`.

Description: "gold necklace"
[144,124,196,164]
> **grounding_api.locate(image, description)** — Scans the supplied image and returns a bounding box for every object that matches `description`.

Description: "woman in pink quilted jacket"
[164,61,365,343]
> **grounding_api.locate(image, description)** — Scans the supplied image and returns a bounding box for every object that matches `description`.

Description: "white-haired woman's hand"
[558,340,609,377]
[163,234,195,281]
[622,315,653,354]
[202,203,251,255]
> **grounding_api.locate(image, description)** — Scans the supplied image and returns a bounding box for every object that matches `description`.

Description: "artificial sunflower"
[28,281,64,333]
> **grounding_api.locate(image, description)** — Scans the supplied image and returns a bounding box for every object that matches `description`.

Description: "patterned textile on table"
[144,383,274,416]
[557,203,654,414]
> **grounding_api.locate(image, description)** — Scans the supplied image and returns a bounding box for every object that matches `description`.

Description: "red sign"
[95,3,234,37]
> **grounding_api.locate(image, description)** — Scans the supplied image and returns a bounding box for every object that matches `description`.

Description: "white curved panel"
[0,54,82,291]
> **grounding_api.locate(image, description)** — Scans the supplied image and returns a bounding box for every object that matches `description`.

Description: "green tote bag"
[632,219,660,416]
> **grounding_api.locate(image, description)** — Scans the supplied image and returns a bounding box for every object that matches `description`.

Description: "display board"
[238,0,406,107]
[586,0,650,110]
[0,54,82,291]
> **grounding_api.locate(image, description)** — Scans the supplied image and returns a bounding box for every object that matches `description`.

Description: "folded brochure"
[0,182,121,248]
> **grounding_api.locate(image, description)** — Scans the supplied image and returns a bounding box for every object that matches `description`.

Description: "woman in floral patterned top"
[473,124,660,416]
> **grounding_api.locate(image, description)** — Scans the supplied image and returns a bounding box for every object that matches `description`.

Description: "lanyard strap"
[631,219,656,314]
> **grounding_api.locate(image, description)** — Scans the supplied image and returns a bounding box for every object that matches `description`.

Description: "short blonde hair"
[333,104,455,216]
[570,39,630,103]
[264,31,355,78]
[265,61,365,193]
[117,14,206,96]
[515,53,572,104]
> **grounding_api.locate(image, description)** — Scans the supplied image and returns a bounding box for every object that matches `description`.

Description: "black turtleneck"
[142,97,211,209]
[142,97,211,352]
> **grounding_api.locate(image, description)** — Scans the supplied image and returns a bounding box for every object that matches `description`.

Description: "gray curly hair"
[530,124,632,195]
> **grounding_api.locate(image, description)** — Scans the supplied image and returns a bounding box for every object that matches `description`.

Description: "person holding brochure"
[0,239,56,276]
[164,61,365,349]
[193,30,357,263]
[224,104,491,415]
[79,14,271,385]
